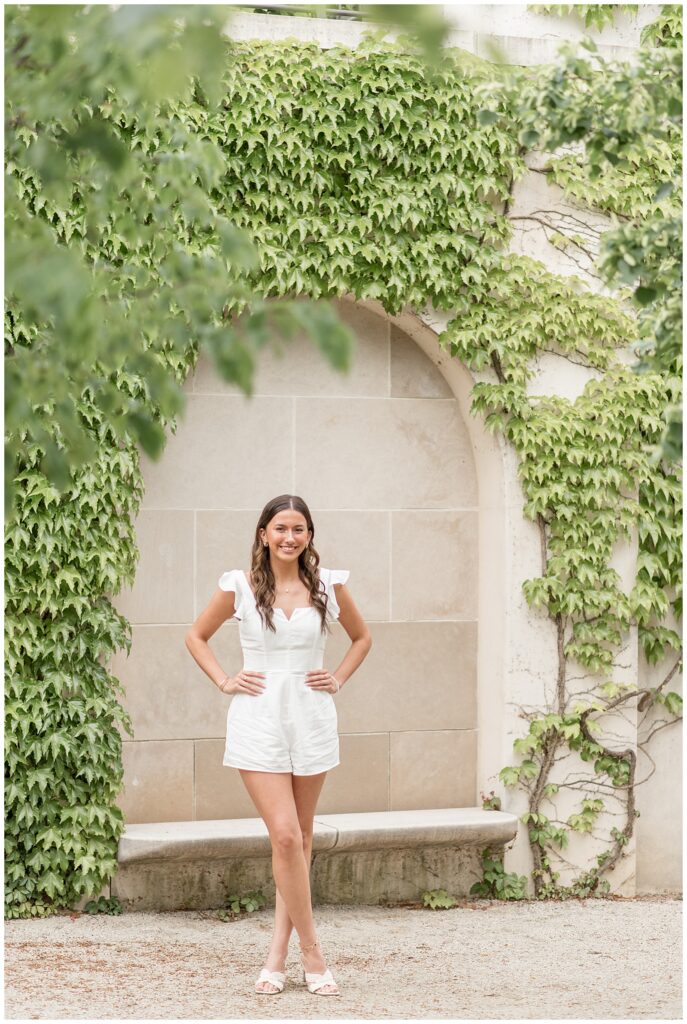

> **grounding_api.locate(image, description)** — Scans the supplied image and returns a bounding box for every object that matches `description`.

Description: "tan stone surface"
[313,807,517,850]
[118,816,338,862]
[316,733,389,813]
[294,396,477,509]
[328,622,477,733]
[111,806,516,908]
[113,510,194,625]
[196,510,260,611]
[311,845,484,905]
[390,730,477,810]
[139,395,293,509]
[118,740,194,823]
[110,842,486,911]
[391,510,478,619]
[111,625,237,741]
[390,324,453,398]
[112,855,277,911]
[194,739,262,819]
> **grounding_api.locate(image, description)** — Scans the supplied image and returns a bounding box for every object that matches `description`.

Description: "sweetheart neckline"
[275,606,316,623]
[239,570,315,622]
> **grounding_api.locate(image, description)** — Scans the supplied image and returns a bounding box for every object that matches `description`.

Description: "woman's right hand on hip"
[221,670,266,695]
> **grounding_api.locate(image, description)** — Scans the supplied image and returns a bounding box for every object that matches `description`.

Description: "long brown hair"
[248,495,331,634]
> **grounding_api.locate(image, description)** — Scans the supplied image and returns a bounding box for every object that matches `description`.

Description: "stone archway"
[111,298,508,823]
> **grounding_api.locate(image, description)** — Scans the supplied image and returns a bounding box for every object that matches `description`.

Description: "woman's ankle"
[301,944,327,969]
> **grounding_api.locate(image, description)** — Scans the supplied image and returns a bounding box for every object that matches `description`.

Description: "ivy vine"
[528,5,640,32]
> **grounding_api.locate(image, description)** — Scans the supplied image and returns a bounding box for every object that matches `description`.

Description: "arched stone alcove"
[111,298,508,824]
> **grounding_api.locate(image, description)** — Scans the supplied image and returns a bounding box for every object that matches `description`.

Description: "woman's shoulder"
[317,569,350,593]
[319,568,350,621]
[218,569,249,591]
[320,568,350,587]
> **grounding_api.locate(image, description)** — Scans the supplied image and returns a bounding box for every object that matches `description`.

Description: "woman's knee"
[270,822,303,853]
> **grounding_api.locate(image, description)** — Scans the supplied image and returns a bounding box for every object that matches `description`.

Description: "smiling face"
[259,509,312,563]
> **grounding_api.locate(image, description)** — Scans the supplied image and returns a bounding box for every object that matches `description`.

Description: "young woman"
[185,494,372,996]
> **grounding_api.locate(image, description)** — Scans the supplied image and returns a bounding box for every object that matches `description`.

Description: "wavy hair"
[248,495,331,634]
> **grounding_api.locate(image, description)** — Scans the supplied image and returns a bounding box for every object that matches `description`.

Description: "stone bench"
[111,807,519,912]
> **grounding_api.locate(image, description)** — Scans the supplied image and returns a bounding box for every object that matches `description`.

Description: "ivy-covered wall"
[5,9,681,917]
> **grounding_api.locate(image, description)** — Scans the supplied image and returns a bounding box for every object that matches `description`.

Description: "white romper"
[218,567,349,776]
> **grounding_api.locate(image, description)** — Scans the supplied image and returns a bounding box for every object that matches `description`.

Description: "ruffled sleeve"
[323,568,350,621]
[218,570,244,620]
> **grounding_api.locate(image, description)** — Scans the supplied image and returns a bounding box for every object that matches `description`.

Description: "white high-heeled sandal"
[299,939,340,996]
[254,967,285,994]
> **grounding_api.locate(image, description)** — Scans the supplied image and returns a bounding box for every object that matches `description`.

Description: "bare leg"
[269,835,314,954]
[263,772,330,981]
[239,769,337,993]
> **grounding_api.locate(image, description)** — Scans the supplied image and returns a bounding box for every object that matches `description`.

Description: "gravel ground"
[4,896,682,1020]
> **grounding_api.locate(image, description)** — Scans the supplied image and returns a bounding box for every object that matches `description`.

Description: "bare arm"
[185,588,237,691]
[329,583,372,690]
